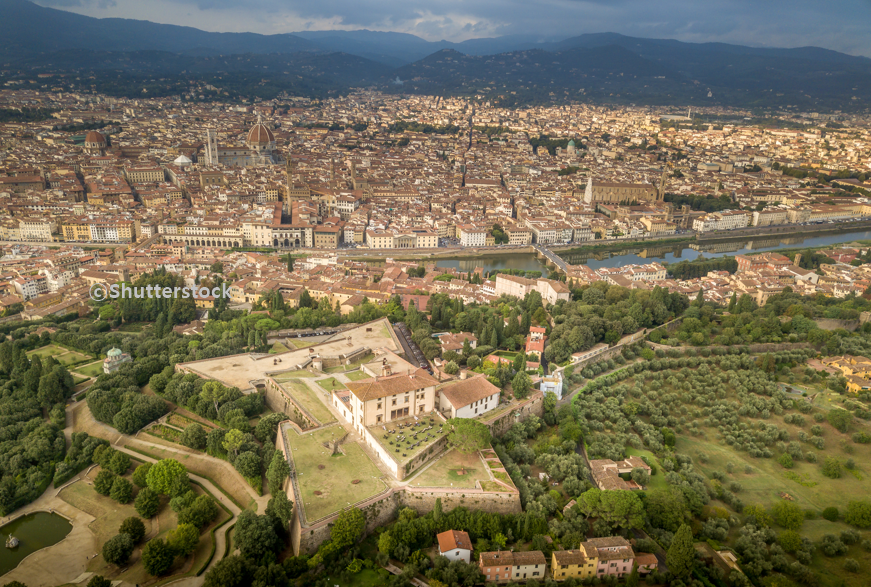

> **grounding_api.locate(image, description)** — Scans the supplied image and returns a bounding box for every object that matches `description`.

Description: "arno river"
[434,230,871,274]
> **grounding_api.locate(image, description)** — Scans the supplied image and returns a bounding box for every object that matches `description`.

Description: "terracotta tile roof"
[513,551,547,566]
[480,550,546,567]
[553,550,588,566]
[439,375,500,409]
[437,530,471,553]
[345,368,439,401]
[635,553,658,567]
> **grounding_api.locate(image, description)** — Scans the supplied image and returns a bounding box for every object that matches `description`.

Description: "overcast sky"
[34,0,871,57]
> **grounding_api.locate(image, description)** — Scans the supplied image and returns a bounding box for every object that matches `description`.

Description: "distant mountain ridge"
[3,0,870,110]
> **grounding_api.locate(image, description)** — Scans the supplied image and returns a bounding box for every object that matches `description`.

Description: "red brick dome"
[247,121,274,145]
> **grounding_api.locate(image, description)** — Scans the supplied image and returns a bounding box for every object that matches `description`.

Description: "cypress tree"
[667,524,695,579]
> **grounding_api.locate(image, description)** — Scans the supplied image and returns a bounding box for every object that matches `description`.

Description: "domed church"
[84,130,107,155]
[203,116,278,167]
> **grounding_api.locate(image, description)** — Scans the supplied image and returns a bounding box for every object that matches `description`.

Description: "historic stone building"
[204,117,278,167]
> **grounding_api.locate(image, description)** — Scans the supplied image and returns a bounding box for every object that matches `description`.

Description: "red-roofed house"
[525,327,547,359]
[437,529,472,562]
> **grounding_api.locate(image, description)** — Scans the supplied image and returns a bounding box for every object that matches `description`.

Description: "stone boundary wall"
[288,455,522,556]
[483,391,544,437]
[264,377,318,429]
[814,318,860,332]
[570,344,626,371]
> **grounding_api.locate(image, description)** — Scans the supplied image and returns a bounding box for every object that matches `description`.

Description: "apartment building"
[19,218,55,242]
[692,210,751,233]
[458,224,487,247]
[752,208,789,227]
[505,225,533,245]
[552,550,598,581]
[640,216,677,235]
[583,537,636,578]
[12,274,49,300]
[313,225,342,248]
[124,166,164,183]
[494,274,571,305]
[480,550,547,583]
[365,228,438,249]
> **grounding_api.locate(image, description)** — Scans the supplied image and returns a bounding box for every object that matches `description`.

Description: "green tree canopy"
[666,524,695,579]
[146,458,188,495]
[102,533,134,566]
[446,419,490,473]
[235,510,281,565]
[771,500,804,531]
[142,538,176,576]
[119,516,146,544]
[168,523,199,556]
[331,507,365,549]
[135,487,160,518]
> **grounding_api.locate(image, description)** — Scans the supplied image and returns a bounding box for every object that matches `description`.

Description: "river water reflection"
[434,230,871,273]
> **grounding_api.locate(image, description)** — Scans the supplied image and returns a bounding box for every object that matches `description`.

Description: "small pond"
[0,511,73,576]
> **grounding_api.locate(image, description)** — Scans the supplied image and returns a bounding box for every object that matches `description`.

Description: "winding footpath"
[0,399,271,587]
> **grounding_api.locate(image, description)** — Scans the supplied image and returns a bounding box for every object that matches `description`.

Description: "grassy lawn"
[59,474,178,585]
[286,338,320,349]
[285,425,386,522]
[72,376,89,385]
[811,541,871,587]
[280,380,336,424]
[324,353,375,374]
[269,342,289,354]
[272,369,316,380]
[26,345,69,360]
[678,429,871,513]
[316,377,346,391]
[27,345,92,367]
[367,413,446,466]
[625,447,668,490]
[345,370,371,381]
[342,568,393,587]
[73,360,105,378]
[411,449,483,489]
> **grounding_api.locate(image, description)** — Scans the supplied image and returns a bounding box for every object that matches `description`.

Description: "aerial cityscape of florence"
[1,1,871,586]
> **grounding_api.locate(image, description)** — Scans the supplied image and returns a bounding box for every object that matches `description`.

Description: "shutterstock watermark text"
[90,282,231,302]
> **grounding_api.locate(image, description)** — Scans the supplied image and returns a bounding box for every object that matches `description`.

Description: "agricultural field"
[573,348,871,587]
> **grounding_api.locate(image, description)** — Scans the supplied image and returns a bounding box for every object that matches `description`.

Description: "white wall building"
[437,376,501,419]
[438,530,472,563]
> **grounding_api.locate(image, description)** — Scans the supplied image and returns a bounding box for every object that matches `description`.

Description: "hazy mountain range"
[3,0,870,109]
